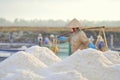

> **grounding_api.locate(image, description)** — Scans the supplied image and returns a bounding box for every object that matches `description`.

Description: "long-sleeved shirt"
[69,30,89,53]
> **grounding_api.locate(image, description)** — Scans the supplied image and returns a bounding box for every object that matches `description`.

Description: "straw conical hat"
[67,18,82,28]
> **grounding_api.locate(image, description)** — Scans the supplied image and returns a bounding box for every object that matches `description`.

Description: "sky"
[0,0,120,21]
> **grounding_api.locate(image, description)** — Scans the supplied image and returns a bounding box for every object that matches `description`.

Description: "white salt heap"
[0,46,120,80]
[0,51,47,78]
[18,46,28,50]
[25,46,61,66]
[49,48,120,80]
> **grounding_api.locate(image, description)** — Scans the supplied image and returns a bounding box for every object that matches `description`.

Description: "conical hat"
[66,18,82,28]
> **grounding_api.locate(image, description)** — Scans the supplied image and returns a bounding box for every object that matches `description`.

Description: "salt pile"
[0,46,62,79]
[25,46,61,66]
[18,46,28,50]
[103,50,120,64]
[49,48,120,80]
[0,51,47,78]
[0,46,120,80]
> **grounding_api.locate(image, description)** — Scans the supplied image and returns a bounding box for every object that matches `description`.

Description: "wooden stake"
[102,28,108,50]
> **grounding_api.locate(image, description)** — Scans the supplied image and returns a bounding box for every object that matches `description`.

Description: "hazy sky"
[0,0,120,21]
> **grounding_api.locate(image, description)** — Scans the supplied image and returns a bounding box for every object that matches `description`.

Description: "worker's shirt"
[37,36,43,42]
[70,30,89,53]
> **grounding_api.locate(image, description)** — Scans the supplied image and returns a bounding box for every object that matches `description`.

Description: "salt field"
[0,0,120,79]
[0,45,120,80]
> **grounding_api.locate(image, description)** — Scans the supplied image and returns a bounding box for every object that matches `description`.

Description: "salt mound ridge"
[49,48,120,80]
[0,51,47,78]
[25,46,61,66]
[103,50,120,64]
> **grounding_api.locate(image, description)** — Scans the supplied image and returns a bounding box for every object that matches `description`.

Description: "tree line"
[0,18,120,27]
